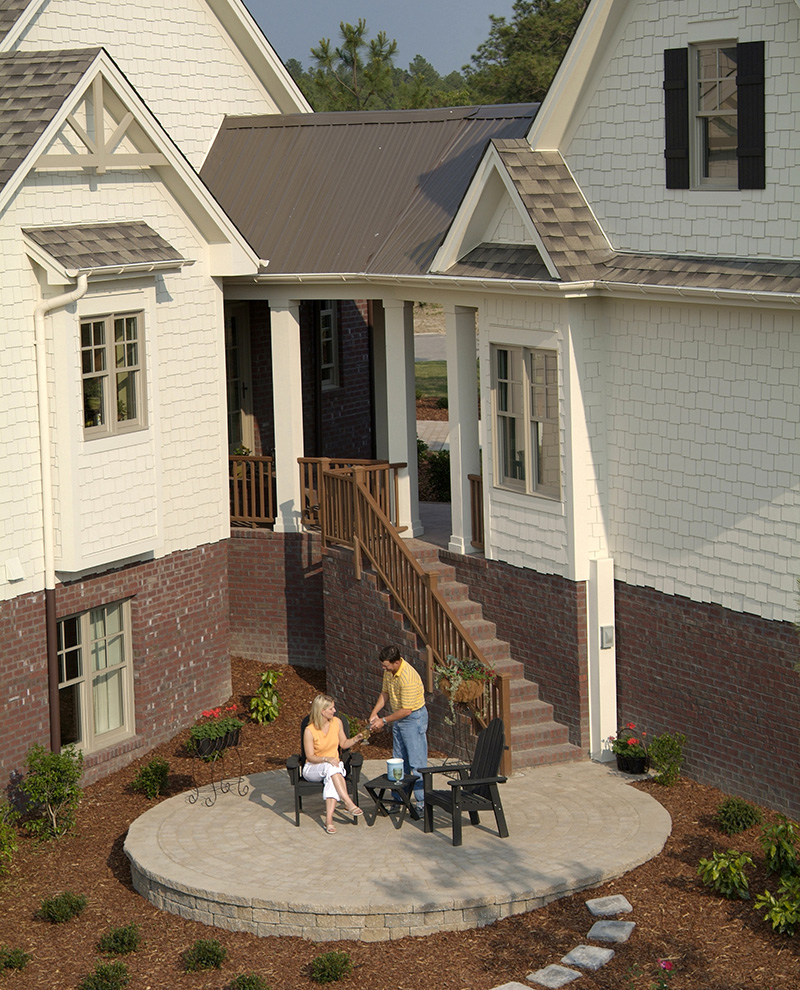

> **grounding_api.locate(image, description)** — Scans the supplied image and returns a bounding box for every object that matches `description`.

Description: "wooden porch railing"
[468,474,484,550]
[299,458,405,530]
[229,455,275,526]
[319,464,511,775]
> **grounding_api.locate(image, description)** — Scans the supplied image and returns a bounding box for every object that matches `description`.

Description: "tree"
[465,0,589,105]
[307,19,398,111]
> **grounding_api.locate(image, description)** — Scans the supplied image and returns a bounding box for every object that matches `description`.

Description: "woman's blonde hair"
[309,694,337,730]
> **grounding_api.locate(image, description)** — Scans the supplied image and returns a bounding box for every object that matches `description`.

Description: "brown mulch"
[416,396,448,421]
[2,659,799,988]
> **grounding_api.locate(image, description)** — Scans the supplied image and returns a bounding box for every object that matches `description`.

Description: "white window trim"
[57,600,136,753]
[690,39,738,190]
[320,300,340,391]
[81,309,147,438]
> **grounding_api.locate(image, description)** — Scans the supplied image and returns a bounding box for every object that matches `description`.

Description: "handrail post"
[353,466,366,549]
[497,672,512,777]
[425,644,434,693]
[318,461,329,546]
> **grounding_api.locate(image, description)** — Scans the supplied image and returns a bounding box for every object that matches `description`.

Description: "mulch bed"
[2,658,798,988]
[416,396,448,421]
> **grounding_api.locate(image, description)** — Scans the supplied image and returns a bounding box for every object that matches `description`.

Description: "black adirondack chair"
[419,717,509,846]
[285,715,362,826]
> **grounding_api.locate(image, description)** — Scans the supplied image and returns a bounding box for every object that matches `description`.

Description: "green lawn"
[415,359,447,399]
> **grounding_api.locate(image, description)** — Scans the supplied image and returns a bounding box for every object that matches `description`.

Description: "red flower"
[627,738,639,746]
[659,960,674,971]
[626,722,636,730]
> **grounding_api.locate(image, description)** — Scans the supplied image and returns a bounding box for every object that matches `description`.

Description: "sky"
[244,1,518,77]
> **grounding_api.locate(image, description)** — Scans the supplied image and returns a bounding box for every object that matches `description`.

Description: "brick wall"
[441,552,590,749]
[1,542,231,788]
[615,582,800,819]
[228,530,325,667]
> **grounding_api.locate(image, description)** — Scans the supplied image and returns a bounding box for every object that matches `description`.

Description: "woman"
[302,694,364,833]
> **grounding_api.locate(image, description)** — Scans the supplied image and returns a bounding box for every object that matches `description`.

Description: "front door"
[224,302,253,453]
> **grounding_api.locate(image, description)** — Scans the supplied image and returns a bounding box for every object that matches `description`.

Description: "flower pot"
[438,677,486,703]
[195,735,225,758]
[616,754,647,774]
[223,727,241,749]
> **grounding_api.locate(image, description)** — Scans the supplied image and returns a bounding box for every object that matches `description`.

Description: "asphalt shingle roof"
[23,221,186,272]
[0,0,30,43]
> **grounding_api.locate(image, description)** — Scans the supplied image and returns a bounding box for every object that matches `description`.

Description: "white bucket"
[386,758,404,782]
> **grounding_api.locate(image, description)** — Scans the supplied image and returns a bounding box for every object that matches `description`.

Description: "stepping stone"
[526,964,582,988]
[561,945,615,971]
[489,984,532,990]
[587,919,636,943]
[585,894,633,916]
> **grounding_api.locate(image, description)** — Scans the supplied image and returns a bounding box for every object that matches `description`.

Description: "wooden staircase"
[407,539,584,770]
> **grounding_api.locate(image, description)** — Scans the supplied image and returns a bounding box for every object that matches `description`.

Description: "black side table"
[364,772,420,829]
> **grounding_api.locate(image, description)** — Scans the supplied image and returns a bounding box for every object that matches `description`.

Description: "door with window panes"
[224,303,254,454]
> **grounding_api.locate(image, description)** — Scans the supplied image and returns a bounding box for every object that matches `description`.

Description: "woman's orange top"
[307,717,341,760]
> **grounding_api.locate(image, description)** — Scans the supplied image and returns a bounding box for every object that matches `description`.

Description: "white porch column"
[444,304,481,554]
[382,299,421,536]
[270,299,304,533]
[587,557,617,761]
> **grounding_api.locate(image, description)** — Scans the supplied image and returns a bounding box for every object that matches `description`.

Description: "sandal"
[325,824,337,834]
[350,806,364,817]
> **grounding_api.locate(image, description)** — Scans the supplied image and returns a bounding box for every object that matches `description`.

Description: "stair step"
[511,742,585,769]
[509,698,554,726]
[510,721,572,749]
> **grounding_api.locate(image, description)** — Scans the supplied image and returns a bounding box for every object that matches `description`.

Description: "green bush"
[96,922,140,956]
[0,802,18,875]
[714,796,764,835]
[250,670,282,724]
[36,890,87,923]
[310,950,353,984]
[760,816,800,877]
[647,731,686,786]
[697,849,754,900]
[77,960,129,990]
[182,938,227,972]
[19,744,83,838]
[436,395,448,410]
[226,975,271,990]
[755,875,800,935]
[0,946,30,972]
[418,447,450,502]
[131,758,169,800]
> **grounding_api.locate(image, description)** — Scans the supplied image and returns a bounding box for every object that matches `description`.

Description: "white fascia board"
[0,0,46,52]
[430,143,560,279]
[206,0,312,113]
[1,51,260,274]
[527,0,630,151]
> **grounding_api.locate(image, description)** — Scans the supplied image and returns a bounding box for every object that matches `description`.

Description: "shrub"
[36,890,87,923]
[697,849,754,900]
[182,938,227,972]
[19,744,83,839]
[310,950,353,984]
[714,796,763,835]
[226,975,270,990]
[755,875,800,935]
[0,946,30,972]
[760,815,800,877]
[97,922,141,956]
[0,802,18,875]
[131,758,169,800]
[418,447,450,502]
[77,960,129,990]
[250,670,283,724]
[647,732,685,786]
[436,395,448,410]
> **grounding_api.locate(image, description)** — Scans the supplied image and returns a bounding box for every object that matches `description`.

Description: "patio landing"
[123,759,671,943]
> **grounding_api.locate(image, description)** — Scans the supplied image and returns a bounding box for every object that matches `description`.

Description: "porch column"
[444,304,480,554]
[382,299,421,536]
[588,558,617,761]
[270,299,304,533]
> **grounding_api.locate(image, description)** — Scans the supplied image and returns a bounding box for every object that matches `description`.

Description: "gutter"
[34,275,89,753]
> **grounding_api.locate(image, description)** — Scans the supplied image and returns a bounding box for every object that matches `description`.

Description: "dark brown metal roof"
[200,104,539,276]
[23,221,186,271]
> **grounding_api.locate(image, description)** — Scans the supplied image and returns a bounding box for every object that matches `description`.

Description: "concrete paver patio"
[124,759,671,943]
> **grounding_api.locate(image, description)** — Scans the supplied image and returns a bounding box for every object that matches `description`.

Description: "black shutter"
[737,40,765,190]
[664,48,690,189]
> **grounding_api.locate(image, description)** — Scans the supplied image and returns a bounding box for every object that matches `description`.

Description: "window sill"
[491,484,565,515]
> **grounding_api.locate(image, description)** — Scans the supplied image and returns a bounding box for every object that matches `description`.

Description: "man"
[368,645,428,810]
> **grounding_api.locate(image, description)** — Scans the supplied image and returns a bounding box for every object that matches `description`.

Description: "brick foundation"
[1,542,230,788]
[615,583,800,819]
[228,529,325,667]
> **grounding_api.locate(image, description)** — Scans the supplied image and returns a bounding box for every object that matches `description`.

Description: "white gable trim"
[527,0,630,151]
[430,143,560,279]
[0,0,44,52]
[1,50,260,275]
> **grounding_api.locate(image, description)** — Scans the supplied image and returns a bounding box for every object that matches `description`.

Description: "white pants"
[302,761,346,801]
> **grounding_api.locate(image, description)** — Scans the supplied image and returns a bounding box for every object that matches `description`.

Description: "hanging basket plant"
[433,654,494,725]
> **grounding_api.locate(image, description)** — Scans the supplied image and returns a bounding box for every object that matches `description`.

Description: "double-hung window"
[57,601,135,751]
[492,345,560,499]
[81,311,145,435]
[319,300,339,390]
[664,40,764,190]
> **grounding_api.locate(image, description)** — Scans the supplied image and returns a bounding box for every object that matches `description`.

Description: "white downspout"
[34,275,89,751]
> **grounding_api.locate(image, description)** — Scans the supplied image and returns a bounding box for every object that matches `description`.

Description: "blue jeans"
[392,706,428,805]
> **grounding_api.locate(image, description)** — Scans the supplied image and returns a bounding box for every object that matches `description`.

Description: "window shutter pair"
[663,41,765,190]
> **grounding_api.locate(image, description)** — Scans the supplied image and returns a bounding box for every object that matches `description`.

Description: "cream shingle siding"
[14,0,281,168]
[564,0,800,260]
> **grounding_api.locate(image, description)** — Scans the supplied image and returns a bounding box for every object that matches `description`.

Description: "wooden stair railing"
[230,455,275,526]
[299,458,405,530]
[319,464,511,775]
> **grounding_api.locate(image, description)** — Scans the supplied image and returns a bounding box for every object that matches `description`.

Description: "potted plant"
[433,654,494,725]
[609,722,648,774]
[189,706,244,759]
